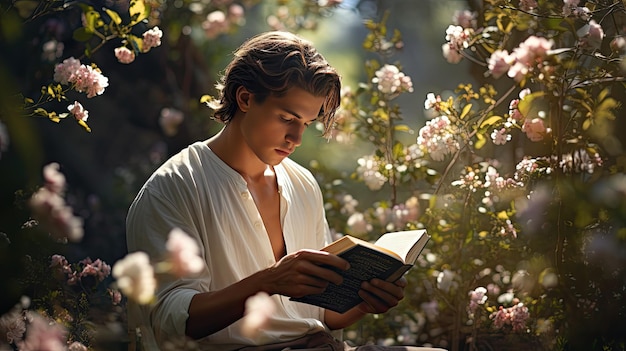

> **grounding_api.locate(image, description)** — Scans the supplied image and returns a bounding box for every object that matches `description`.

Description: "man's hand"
[261,249,350,298]
[355,276,408,314]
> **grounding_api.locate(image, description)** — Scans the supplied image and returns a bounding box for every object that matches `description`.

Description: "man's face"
[239,87,325,166]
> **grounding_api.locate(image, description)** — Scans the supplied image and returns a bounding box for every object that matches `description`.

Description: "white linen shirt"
[125,141,334,350]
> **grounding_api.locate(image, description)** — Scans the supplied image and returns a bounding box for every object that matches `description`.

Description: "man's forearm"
[323,308,367,330]
[185,271,268,339]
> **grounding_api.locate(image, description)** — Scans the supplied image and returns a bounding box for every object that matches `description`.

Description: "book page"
[374,229,428,264]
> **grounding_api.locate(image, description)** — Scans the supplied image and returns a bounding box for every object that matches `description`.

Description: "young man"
[126,31,436,351]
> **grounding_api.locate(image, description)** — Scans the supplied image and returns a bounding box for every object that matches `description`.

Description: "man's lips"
[276,149,291,157]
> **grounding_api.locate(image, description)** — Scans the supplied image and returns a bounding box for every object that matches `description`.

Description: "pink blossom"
[42,162,66,195]
[50,254,68,269]
[166,228,204,277]
[112,251,156,304]
[76,65,108,98]
[241,292,276,338]
[489,303,530,332]
[227,4,245,25]
[29,186,84,242]
[16,312,67,351]
[445,25,471,49]
[372,64,413,95]
[491,128,511,145]
[610,36,626,53]
[53,57,81,85]
[159,107,184,137]
[0,306,26,344]
[142,26,163,51]
[578,20,604,50]
[508,88,531,122]
[522,117,546,141]
[346,212,372,235]
[487,50,512,79]
[452,9,477,29]
[57,62,108,98]
[442,24,472,64]
[114,46,136,64]
[356,155,387,190]
[108,288,122,305]
[507,36,553,82]
[79,257,112,282]
[442,43,463,64]
[417,116,459,161]
[67,101,88,122]
[202,11,229,39]
[436,269,458,292]
[424,93,441,111]
[467,286,488,316]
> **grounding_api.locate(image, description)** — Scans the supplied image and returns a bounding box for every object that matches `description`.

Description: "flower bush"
[315,1,626,350]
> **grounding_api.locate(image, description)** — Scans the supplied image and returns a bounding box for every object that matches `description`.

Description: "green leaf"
[73,27,93,42]
[78,4,101,31]
[394,124,411,132]
[127,34,143,53]
[479,115,503,129]
[474,132,486,149]
[597,87,609,102]
[105,8,122,25]
[517,91,545,118]
[34,107,48,116]
[129,0,149,25]
[200,95,215,105]
[78,119,92,132]
[595,97,618,120]
[47,111,60,123]
[459,103,472,120]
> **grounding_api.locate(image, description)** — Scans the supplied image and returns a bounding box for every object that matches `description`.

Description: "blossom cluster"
[371,64,414,95]
[355,155,388,191]
[487,35,554,82]
[490,303,530,333]
[50,255,113,288]
[53,57,108,98]
[467,286,488,318]
[442,24,473,63]
[28,163,84,242]
[112,251,156,305]
[114,26,163,64]
[201,5,245,39]
[0,298,89,351]
[416,116,459,162]
[111,228,204,304]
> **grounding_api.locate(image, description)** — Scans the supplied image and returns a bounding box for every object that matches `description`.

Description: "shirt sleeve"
[126,183,209,341]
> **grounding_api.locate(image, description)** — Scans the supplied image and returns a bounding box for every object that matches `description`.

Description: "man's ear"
[236,86,252,112]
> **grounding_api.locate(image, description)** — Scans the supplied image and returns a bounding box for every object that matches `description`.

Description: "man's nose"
[286,124,305,147]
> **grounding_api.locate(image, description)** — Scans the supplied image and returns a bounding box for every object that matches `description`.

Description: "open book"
[291,229,430,313]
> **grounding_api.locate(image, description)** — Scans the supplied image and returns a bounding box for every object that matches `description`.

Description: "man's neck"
[207,125,269,180]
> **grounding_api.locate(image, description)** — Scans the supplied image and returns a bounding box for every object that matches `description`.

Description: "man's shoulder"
[147,142,212,186]
[280,157,315,179]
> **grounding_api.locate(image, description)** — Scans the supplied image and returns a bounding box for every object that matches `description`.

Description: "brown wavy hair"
[208,31,342,137]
